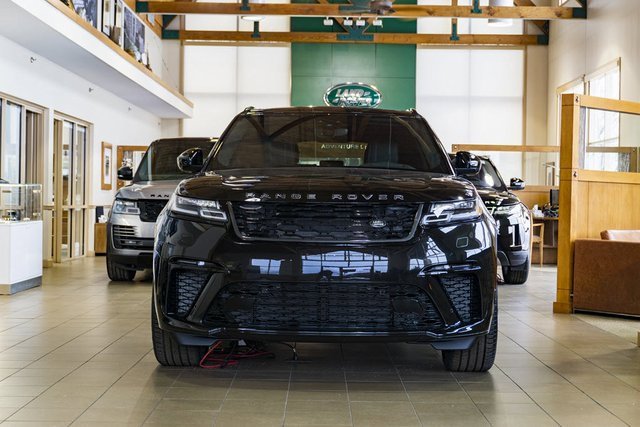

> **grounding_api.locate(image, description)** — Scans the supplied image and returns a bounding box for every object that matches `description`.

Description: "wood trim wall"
[451,144,636,171]
[555,94,640,313]
[452,144,559,152]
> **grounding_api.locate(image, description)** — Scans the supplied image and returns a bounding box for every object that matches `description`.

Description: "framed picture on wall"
[101,142,113,191]
[112,0,124,46]
[72,0,102,30]
[135,15,146,61]
[102,0,114,36]
[123,5,146,61]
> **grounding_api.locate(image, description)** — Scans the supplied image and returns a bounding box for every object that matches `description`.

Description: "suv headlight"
[168,194,227,222]
[421,197,483,226]
[494,203,524,216]
[112,199,140,215]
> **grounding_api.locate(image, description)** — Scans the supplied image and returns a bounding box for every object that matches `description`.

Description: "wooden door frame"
[116,145,148,189]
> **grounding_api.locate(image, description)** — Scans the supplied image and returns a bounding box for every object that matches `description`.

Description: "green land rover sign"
[323,83,382,108]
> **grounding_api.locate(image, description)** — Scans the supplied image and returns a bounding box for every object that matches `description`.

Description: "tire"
[502,258,529,285]
[151,302,207,367]
[106,256,136,281]
[442,296,498,372]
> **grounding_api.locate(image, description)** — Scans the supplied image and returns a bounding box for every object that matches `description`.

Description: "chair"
[531,222,544,267]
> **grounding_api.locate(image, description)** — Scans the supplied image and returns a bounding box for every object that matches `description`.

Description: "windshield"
[134,139,216,182]
[207,111,451,173]
[464,159,507,191]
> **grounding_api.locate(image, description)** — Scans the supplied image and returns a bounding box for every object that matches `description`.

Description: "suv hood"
[116,180,183,201]
[178,168,477,203]
[475,187,520,206]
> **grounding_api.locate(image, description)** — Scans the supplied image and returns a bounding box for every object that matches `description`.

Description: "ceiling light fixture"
[372,18,383,27]
[355,18,366,27]
[323,17,333,26]
[488,0,513,27]
[343,17,353,26]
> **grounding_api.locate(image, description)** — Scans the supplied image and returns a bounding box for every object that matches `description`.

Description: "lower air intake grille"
[167,269,211,317]
[440,275,481,323]
[112,225,153,250]
[204,282,444,332]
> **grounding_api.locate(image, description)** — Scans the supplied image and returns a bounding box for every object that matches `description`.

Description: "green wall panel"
[291,44,416,110]
[330,44,377,78]
[291,44,333,77]
[375,44,416,78]
[291,76,334,107]
[290,0,417,110]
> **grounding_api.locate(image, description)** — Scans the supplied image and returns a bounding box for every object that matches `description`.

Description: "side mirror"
[510,177,526,191]
[177,147,205,174]
[453,151,482,176]
[117,166,133,181]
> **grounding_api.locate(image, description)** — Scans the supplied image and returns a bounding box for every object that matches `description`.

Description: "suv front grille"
[138,200,168,222]
[440,275,482,323]
[204,282,444,332]
[230,202,422,242]
[166,269,211,317]
[112,225,153,250]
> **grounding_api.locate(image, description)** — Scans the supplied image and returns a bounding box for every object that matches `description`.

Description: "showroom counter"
[0,221,43,294]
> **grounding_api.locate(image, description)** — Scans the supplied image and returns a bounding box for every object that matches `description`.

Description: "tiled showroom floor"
[0,258,639,426]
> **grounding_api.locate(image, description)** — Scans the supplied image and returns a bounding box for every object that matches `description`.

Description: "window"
[1,101,23,184]
[210,112,452,173]
[586,61,621,171]
[0,96,44,185]
[416,48,524,181]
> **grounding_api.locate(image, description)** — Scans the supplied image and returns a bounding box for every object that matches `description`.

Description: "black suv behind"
[152,107,499,372]
[452,153,531,284]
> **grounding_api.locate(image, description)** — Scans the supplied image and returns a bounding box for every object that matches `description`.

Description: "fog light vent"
[440,275,481,323]
[167,269,210,317]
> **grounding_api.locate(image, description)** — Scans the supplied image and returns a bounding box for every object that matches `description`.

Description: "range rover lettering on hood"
[244,192,405,202]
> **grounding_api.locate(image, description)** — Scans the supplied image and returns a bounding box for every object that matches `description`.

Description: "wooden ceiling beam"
[137,2,584,20]
[513,0,548,35]
[179,30,546,46]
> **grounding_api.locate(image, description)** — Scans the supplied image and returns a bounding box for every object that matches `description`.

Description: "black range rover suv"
[451,153,531,284]
[152,107,499,372]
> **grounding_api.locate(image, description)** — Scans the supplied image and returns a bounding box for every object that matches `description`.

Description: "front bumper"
[153,213,497,345]
[494,211,531,268]
[106,213,156,270]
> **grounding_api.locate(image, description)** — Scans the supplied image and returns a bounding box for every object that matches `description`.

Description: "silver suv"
[106,137,217,281]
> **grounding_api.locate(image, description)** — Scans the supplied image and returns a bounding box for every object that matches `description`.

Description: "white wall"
[548,0,640,147]
[0,34,163,250]
[0,35,162,205]
[181,10,291,137]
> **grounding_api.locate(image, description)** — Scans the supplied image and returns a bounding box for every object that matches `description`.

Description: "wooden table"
[94,223,107,255]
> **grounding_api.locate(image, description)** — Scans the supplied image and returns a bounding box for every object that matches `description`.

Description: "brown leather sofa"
[573,230,640,316]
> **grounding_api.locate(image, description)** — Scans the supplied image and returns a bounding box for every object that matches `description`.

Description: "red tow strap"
[199,340,275,369]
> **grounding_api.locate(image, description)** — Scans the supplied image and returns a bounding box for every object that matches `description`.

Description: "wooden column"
[554,94,582,313]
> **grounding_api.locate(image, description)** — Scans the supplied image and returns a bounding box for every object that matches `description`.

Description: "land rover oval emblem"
[370,219,387,229]
[324,83,382,108]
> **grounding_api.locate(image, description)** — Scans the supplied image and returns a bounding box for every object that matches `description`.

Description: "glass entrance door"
[50,118,88,262]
